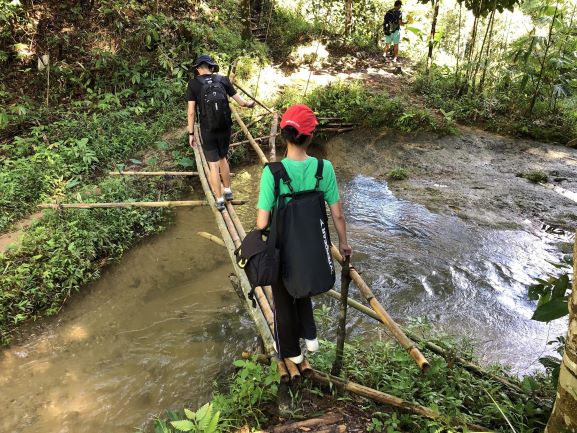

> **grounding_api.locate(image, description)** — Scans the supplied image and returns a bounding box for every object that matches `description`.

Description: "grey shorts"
[200,127,231,162]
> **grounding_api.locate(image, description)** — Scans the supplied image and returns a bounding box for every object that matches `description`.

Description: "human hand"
[339,242,352,259]
[245,100,256,109]
[189,133,196,148]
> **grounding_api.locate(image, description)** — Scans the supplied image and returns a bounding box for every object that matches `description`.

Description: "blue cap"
[192,54,219,73]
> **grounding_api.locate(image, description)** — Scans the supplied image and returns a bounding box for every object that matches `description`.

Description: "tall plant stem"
[454,2,463,88]
[477,6,497,94]
[528,0,560,117]
[426,0,441,72]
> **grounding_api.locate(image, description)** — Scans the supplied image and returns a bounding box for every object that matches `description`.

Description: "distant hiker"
[187,54,255,211]
[256,104,352,364]
[383,0,407,63]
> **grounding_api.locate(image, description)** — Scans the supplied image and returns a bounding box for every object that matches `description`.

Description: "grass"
[152,322,555,433]
[387,167,409,180]
[522,170,549,184]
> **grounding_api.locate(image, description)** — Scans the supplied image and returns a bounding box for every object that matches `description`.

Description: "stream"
[1,130,574,433]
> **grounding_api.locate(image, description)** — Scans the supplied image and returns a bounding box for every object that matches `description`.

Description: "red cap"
[280,104,318,137]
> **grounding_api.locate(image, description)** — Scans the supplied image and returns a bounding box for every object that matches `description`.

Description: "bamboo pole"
[324,288,527,396]
[331,256,351,377]
[310,370,492,432]
[196,231,226,247]
[230,111,272,141]
[298,357,313,378]
[276,359,290,383]
[109,171,198,176]
[38,200,246,209]
[108,170,236,177]
[284,358,301,382]
[330,245,430,372]
[192,133,275,354]
[231,134,278,148]
[233,81,274,113]
[269,112,279,162]
[231,106,269,165]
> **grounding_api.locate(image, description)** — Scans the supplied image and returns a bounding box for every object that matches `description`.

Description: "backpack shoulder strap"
[267,161,294,197]
[314,158,324,189]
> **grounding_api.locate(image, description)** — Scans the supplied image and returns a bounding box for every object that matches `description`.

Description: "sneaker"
[287,353,304,364]
[223,190,234,201]
[305,338,319,352]
[215,199,225,211]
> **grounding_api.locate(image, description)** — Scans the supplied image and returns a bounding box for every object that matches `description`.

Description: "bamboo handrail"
[231,106,269,165]
[231,134,278,148]
[38,200,245,209]
[330,245,430,372]
[324,289,528,397]
[108,170,236,177]
[233,81,274,113]
[109,171,198,176]
[269,112,279,162]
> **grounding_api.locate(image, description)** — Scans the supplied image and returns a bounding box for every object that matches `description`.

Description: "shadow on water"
[0,207,255,433]
[332,175,568,372]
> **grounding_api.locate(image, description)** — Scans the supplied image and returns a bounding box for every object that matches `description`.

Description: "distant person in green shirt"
[256,104,352,364]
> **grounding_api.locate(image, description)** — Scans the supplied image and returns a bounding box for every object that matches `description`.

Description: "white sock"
[217,197,224,202]
[223,187,232,194]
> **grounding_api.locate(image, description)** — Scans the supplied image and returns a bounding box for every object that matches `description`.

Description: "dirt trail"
[0,212,43,253]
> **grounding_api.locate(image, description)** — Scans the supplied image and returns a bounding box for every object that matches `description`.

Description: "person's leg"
[208,160,223,199]
[296,297,317,341]
[219,157,231,189]
[384,43,390,58]
[393,43,399,60]
[271,278,302,360]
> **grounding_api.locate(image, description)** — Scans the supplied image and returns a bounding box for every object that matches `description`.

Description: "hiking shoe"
[215,199,226,211]
[224,190,234,201]
[305,338,319,352]
[287,353,304,364]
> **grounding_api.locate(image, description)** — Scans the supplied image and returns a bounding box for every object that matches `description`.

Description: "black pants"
[272,277,317,359]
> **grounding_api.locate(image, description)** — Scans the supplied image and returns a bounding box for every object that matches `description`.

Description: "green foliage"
[387,167,410,180]
[0,176,181,345]
[154,358,280,433]
[276,81,454,135]
[310,337,553,432]
[267,6,322,60]
[528,256,572,322]
[521,170,549,184]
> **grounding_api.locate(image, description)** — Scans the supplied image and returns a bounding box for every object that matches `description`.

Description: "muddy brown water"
[1,129,575,433]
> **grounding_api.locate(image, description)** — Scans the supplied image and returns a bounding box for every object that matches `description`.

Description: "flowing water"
[0,133,572,433]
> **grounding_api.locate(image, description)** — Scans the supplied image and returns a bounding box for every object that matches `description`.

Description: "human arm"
[256,209,270,229]
[232,94,256,108]
[187,101,196,147]
[329,201,352,258]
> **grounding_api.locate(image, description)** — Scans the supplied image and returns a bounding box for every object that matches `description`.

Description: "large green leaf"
[531,297,568,322]
[170,420,195,432]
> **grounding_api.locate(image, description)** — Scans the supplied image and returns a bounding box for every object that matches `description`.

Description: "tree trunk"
[426,0,440,71]
[528,1,559,117]
[344,0,353,37]
[545,233,577,432]
[454,2,463,88]
[477,7,496,94]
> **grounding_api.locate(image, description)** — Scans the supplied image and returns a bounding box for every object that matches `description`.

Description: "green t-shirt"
[257,157,340,211]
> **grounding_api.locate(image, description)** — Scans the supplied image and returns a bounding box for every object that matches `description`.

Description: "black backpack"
[383,9,400,35]
[270,158,336,298]
[197,74,232,132]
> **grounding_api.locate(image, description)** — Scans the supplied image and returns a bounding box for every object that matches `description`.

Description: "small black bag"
[235,228,279,307]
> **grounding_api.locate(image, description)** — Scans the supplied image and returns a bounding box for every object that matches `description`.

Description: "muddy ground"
[322,126,577,234]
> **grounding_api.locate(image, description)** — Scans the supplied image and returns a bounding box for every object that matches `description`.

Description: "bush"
[387,167,409,180]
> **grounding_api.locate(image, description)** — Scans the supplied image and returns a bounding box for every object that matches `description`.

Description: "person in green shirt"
[256,104,352,364]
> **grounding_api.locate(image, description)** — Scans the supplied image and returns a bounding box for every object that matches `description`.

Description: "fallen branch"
[310,369,493,432]
[272,413,343,433]
[108,170,236,177]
